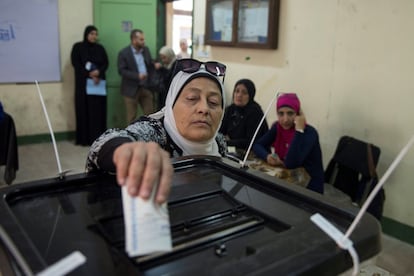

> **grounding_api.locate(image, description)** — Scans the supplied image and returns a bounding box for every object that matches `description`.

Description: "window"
[205,0,280,49]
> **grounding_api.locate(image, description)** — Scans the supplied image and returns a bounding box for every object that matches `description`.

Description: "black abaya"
[70,27,109,146]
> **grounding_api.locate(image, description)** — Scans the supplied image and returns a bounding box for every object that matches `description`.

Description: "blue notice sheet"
[86,79,106,96]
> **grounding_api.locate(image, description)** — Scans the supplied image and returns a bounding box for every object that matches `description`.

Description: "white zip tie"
[35,80,63,177]
[36,251,86,276]
[311,213,359,275]
[240,88,280,167]
[0,226,34,276]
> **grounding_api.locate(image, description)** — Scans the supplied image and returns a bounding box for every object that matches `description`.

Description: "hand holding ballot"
[112,141,173,204]
[122,185,172,257]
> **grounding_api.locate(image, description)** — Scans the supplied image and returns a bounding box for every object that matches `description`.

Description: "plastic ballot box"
[0,156,381,275]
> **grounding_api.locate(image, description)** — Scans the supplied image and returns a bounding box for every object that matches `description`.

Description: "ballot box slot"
[168,190,244,224]
[170,205,246,232]
[135,216,263,266]
[170,207,252,243]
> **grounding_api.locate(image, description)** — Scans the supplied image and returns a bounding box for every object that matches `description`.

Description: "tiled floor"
[1,141,414,275]
[0,140,90,184]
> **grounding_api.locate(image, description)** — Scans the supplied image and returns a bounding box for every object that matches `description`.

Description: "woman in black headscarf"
[71,25,109,146]
[220,79,269,152]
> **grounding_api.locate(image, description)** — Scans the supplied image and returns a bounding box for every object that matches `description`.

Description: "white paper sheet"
[122,186,172,257]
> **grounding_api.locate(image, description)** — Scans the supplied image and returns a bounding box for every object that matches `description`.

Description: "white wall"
[194,0,414,227]
[0,0,93,135]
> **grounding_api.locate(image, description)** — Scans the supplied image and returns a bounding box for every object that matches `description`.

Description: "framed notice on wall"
[205,0,280,49]
[0,0,61,83]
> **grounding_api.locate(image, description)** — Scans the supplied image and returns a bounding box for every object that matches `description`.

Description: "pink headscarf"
[276,93,300,113]
[273,93,301,160]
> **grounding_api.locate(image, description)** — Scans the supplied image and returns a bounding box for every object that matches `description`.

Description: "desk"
[227,149,311,188]
[247,158,351,203]
[229,151,351,203]
[247,159,310,188]
[0,112,18,184]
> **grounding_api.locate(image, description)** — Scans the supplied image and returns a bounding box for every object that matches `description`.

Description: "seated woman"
[219,79,268,154]
[87,58,227,203]
[252,93,324,194]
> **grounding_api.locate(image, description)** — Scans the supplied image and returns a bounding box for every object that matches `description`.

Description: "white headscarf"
[158,46,176,69]
[149,69,226,156]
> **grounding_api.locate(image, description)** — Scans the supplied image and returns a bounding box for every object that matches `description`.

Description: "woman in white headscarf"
[155,46,177,108]
[87,59,227,203]
[158,46,176,70]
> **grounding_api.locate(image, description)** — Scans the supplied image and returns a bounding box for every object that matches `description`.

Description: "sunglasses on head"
[174,58,227,81]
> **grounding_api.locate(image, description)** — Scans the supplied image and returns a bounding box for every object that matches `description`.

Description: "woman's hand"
[113,142,173,204]
[266,153,284,167]
[91,76,100,84]
[89,69,100,78]
[294,108,306,132]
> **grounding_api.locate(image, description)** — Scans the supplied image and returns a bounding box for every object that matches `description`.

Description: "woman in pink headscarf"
[252,93,324,194]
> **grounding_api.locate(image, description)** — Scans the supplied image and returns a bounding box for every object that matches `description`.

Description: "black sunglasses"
[173,58,226,81]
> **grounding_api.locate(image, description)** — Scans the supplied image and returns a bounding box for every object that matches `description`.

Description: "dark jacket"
[0,102,4,123]
[220,101,268,150]
[118,45,155,98]
[155,60,177,108]
[253,123,324,194]
[0,112,18,184]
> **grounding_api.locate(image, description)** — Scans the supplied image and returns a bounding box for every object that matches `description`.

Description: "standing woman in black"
[71,25,109,146]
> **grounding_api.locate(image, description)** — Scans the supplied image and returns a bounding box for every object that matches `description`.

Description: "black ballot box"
[0,156,381,275]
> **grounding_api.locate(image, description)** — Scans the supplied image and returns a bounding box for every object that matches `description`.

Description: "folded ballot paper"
[121,186,172,257]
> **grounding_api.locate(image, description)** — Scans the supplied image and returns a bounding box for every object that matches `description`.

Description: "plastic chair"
[324,136,385,220]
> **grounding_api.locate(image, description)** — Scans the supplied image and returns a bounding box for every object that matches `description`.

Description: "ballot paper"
[121,186,172,257]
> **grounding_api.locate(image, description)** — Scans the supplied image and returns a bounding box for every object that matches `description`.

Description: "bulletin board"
[205,0,280,49]
[0,0,61,83]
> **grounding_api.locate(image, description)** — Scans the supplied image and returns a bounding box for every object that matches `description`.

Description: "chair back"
[325,136,385,220]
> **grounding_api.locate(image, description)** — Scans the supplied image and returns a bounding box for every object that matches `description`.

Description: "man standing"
[118,29,155,123]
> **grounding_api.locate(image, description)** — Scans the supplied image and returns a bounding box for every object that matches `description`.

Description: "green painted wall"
[93,0,165,128]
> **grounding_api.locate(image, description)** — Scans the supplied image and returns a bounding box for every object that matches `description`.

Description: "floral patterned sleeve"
[86,118,167,172]
[216,133,228,157]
